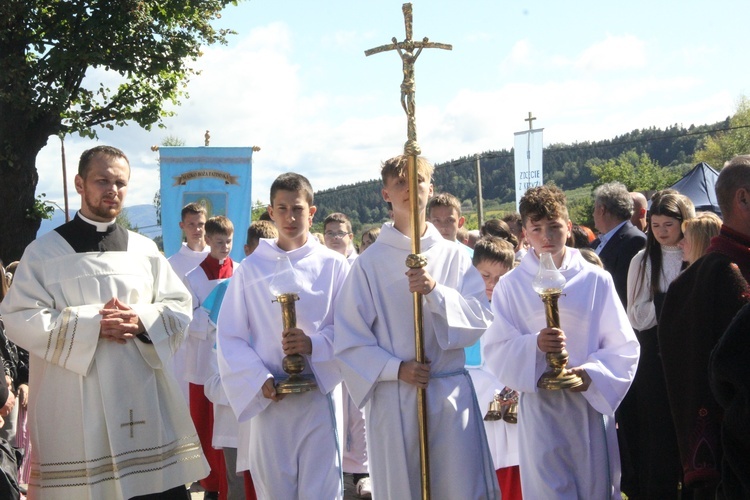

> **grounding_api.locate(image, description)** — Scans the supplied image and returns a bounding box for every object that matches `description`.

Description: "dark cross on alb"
[121,409,146,438]
[365,3,451,156]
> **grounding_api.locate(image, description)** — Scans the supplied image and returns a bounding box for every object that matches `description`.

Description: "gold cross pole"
[365,5,451,499]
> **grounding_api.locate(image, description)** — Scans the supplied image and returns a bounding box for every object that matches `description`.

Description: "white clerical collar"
[77,211,116,233]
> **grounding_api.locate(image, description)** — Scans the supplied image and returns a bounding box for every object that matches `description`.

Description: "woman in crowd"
[623,191,695,498]
[680,211,722,267]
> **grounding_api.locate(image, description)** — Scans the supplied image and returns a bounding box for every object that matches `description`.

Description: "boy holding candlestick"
[217,173,349,499]
[482,185,639,499]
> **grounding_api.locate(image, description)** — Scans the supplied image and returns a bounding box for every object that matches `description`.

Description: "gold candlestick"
[269,256,317,395]
[533,253,583,390]
[273,292,317,394]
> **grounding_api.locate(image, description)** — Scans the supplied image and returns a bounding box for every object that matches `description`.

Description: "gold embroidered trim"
[35,434,200,467]
[31,441,201,482]
[49,309,72,365]
[29,453,203,488]
[63,310,79,369]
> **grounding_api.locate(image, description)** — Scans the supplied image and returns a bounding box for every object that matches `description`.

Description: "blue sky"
[35,0,750,212]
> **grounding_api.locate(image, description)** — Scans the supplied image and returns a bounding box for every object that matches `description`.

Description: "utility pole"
[60,135,70,222]
[475,154,484,228]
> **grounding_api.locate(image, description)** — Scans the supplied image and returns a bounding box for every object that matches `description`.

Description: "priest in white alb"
[483,185,639,499]
[0,146,208,499]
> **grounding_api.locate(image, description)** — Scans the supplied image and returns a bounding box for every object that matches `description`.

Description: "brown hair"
[360,227,380,250]
[205,215,234,237]
[636,191,695,299]
[472,236,515,269]
[519,185,569,225]
[78,146,129,178]
[246,220,278,246]
[481,219,519,248]
[181,202,207,221]
[323,213,353,234]
[270,172,314,206]
[381,155,434,185]
[427,192,462,217]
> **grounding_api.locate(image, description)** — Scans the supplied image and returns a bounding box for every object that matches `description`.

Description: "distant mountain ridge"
[312,120,727,230]
[38,204,160,240]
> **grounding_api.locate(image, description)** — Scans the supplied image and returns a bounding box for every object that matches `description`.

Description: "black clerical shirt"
[55,213,128,253]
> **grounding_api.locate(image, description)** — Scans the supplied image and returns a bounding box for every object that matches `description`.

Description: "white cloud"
[574,34,647,71]
[500,39,533,69]
[321,30,361,49]
[27,16,740,233]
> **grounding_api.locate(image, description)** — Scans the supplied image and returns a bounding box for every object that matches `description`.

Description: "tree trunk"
[0,137,47,264]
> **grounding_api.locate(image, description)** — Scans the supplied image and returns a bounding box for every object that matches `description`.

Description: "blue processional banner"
[160,147,253,263]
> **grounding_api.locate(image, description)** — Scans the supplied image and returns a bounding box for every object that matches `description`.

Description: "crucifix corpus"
[365,4,451,499]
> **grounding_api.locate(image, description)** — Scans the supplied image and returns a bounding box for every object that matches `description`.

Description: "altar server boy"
[467,236,522,500]
[184,215,241,499]
[483,185,639,499]
[217,173,348,499]
[334,155,499,499]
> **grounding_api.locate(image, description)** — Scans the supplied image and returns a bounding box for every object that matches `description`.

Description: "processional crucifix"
[365,5,451,499]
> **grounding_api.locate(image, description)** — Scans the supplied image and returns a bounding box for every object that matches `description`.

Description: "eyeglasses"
[325,231,349,239]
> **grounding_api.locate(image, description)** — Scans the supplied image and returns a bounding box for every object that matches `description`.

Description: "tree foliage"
[589,150,682,191]
[0,0,238,262]
[315,121,719,229]
[694,96,750,169]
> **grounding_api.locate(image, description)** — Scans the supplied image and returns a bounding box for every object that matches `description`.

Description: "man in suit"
[590,181,646,498]
[591,182,646,309]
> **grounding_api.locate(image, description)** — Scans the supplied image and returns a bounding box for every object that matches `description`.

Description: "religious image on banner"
[182,192,228,218]
[513,128,544,212]
[160,147,253,263]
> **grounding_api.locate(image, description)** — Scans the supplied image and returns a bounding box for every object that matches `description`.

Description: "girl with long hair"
[622,191,695,498]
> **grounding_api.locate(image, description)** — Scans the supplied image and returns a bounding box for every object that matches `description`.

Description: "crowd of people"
[0,145,749,499]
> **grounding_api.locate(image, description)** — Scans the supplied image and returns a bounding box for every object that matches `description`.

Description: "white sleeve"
[626,250,657,330]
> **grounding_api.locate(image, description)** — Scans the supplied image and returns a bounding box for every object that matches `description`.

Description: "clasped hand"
[99,297,143,344]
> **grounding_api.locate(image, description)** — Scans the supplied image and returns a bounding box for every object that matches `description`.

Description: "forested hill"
[313,119,728,229]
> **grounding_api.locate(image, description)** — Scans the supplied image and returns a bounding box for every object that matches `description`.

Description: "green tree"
[251,200,268,221]
[0,0,238,263]
[694,96,750,169]
[590,150,681,191]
